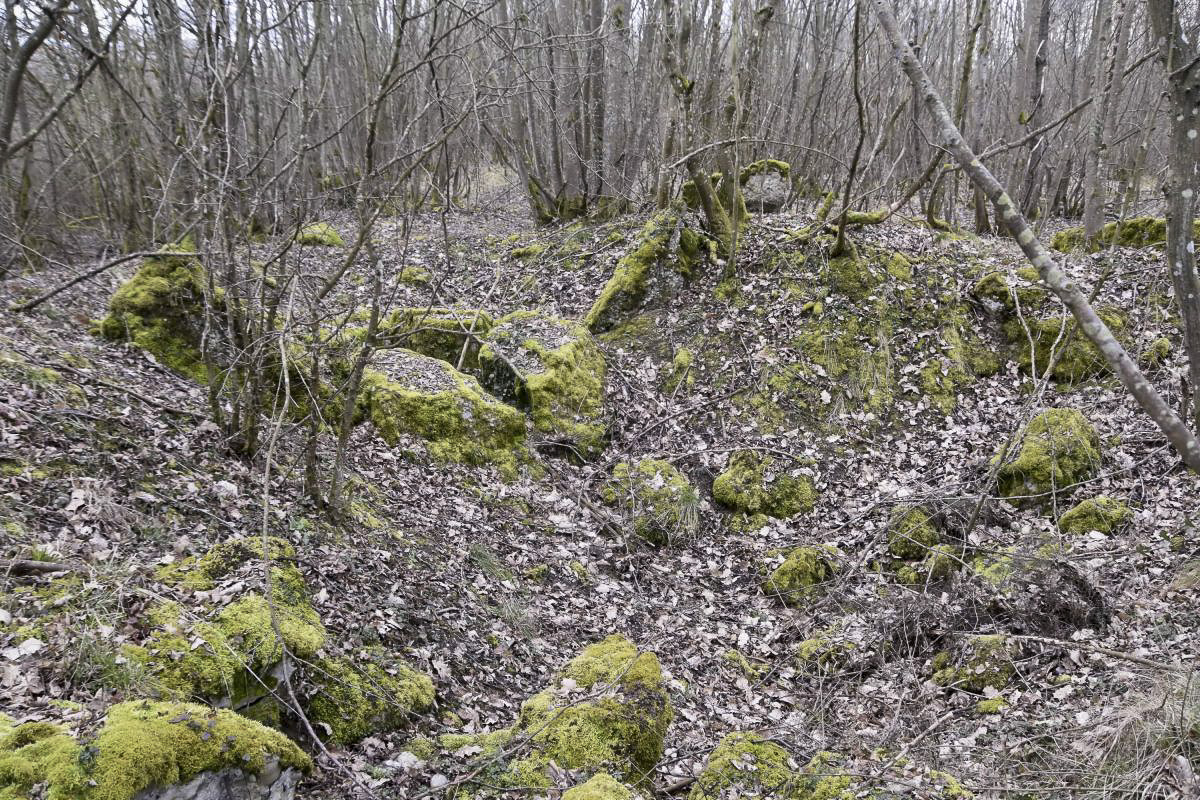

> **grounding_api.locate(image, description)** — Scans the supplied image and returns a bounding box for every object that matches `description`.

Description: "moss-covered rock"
[603,459,698,546]
[1058,495,1131,535]
[586,212,706,332]
[0,701,309,800]
[376,307,493,370]
[664,348,695,393]
[932,634,1018,694]
[509,635,672,788]
[1143,336,1172,369]
[1005,307,1128,384]
[563,772,635,800]
[360,348,527,474]
[712,451,816,530]
[762,546,838,605]
[296,222,344,247]
[887,507,939,560]
[97,244,209,382]
[995,408,1100,503]
[1049,217,1200,253]
[971,268,1047,313]
[479,311,607,456]
[795,628,857,675]
[688,736,860,800]
[399,265,432,286]
[306,648,435,745]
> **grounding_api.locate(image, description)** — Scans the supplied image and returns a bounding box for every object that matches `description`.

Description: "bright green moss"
[97,245,208,382]
[1049,217,1200,253]
[688,733,796,799]
[712,451,817,524]
[995,408,1100,503]
[664,348,695,393]
[887,507,939,560]
[1005,307,1128,384]
[375,307,493,369]
[0,702,308,800]
[479,312,607,456]
[510,636,672,787]
[399,265,432,286]
[296,222,344,246]
[971,270,1047,312]
[932,635,1017,693]
[306,649,434,745]
[739,159,791,183]
[564,773,632,800]
[509,244,546,260]
[359,351,527,475]
[796,630,856,674]
[586,212,679,332]
[156,536,296,591]
[689,738,860,800]
[762,546,838,605]
[603,459,699,545]
[1144,337,1172,368]
[825,253,879,301]
[1058,495,1131,535]
[975,697,1009,714]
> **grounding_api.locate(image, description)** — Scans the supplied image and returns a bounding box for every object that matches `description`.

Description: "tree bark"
[871,0,1200,469]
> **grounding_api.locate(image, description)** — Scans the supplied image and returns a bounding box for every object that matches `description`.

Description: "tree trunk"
[871,0,1200,469]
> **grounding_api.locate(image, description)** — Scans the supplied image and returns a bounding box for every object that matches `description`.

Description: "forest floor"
[1,202,1198,799]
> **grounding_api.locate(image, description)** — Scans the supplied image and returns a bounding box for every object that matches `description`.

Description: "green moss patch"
[479,312,607,457]
[762,546,838,606]
[296,222,345,247]
[995,408,1100,504]
[689,736,861,800]
[932,634,1018,694]
[376,307,493,370]
[564,773,633,800]
[97,244,209,382]
[603,459,699,546]
[586,212,707,332]
[306,648,435,745]
[712,451,816,530]
[0,701,309,800]
[360,348,527,475]
[1005,307,1128,384]
[1049,217,1200,253]
[1058,495,1131,535]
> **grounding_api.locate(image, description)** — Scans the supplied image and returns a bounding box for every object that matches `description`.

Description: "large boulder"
[739,159,791,213]
[0,701,310,800]
[479,311,607,456]
[359,348,527,474]
[995,409,1100,504]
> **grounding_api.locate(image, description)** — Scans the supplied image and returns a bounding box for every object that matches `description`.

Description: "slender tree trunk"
[871,0,1200,469]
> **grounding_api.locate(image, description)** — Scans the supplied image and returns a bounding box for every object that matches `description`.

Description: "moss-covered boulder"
[1058,495,1131,535]
[795,627,858,676]
[712,451,817,531]
[0,701,310,800]
[1005,307,1127,384]
[884,507,958,587]
[306,648,435,745]
[564,773,636,800]
[971,267,1047,314]
[603,459,699,546]
[932,634,1018,694]
[995,409,1100,503]
[1049,217,1200,253]
[376,307,493,370]
[479,312,607,456]
[762,546,838,605]
[509,635,672,788]
[688,736,860,800]
[97,244,209,382]
[296,222,344,247]
[586,212,709,332]
[360,348,527,474]
[137,539,326,715]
